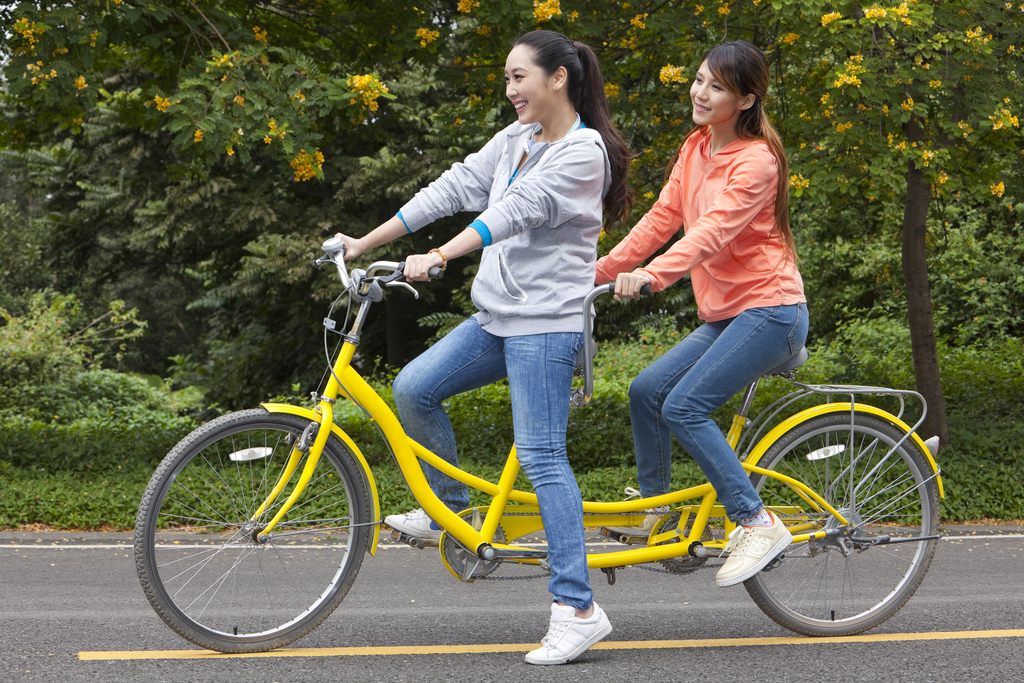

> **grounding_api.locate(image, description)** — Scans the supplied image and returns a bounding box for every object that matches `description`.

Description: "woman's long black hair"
[513,30,632,227]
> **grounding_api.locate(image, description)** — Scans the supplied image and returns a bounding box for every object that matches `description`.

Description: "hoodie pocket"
[496,249,529,304]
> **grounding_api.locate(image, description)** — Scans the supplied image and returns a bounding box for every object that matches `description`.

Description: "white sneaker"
[525,602,613,665]
[383,508,442,542]
[715,510,792,587]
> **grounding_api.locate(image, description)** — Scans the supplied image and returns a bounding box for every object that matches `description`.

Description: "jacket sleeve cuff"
[396,211,412,234]
[468,219,492,247]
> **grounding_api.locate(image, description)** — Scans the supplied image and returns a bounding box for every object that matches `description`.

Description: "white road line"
[3,534,1022,550]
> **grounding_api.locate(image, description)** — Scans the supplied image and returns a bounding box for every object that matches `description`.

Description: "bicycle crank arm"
[478,544,548,561]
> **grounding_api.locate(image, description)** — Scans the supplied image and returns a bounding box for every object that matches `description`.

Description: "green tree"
[768,0,1024,443]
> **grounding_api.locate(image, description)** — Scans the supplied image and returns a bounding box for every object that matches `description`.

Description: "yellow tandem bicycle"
[133,237,943,653]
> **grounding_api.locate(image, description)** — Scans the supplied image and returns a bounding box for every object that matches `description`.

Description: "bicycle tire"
[134,409,372,653]
[745,411,940,637]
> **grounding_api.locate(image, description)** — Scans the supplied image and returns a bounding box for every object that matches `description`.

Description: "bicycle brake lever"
[385,280,419,299]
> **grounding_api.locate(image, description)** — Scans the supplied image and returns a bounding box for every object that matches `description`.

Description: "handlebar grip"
[639,283,652,296]
[427,267,445,280]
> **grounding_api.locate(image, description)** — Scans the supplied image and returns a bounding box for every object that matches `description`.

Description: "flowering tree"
[2,0,1022,426]
[768,0,1024,443]
[3,2,398,179]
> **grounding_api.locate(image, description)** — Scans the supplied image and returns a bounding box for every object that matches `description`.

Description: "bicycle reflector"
[229,447,274,462]
[806,444,845,461]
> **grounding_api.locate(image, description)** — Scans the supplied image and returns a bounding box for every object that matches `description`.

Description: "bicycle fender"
[260,402,382,554]
[743,403,944,498]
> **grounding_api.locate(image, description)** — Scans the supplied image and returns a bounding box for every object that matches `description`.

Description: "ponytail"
[513,31,633,227]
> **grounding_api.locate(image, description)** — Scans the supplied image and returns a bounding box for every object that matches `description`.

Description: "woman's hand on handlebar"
[333,233,366,261]
[403,251,446,281]
[613,271,652,301]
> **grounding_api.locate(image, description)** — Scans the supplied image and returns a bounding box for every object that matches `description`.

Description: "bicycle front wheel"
[746,412,940,636]
[134,409,372,653]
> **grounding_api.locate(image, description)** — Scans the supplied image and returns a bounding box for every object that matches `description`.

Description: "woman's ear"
[739,93,757,111]
[551,65,569,91]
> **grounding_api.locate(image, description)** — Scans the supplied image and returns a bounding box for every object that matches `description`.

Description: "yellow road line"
[79,629,1024,660]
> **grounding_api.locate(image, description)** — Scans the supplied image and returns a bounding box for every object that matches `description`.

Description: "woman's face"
[689,59,754,129]
[504,44,566,126]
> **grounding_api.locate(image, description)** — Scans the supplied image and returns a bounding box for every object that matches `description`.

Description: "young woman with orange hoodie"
[596,40,807,588]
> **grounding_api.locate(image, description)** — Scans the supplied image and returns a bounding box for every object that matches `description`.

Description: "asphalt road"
[1,525,1022,683]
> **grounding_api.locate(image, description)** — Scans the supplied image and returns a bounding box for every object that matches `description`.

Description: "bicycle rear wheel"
[134,409,372,653]
[746,411,940,636]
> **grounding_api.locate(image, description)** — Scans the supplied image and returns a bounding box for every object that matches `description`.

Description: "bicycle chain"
[473,511,727,581]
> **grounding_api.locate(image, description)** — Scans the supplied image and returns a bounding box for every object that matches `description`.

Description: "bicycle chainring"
[440,508,507,582]
[652,512,713,574]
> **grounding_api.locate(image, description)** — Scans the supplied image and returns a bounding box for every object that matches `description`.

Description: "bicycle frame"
[254,254,943,570]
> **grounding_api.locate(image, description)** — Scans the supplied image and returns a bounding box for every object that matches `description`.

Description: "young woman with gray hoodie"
[336,30,630,665]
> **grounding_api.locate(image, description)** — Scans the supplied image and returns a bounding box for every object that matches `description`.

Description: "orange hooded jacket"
[595,132,805,323]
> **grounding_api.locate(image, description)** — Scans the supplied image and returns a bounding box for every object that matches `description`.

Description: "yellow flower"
[921,150,934,166]
[631,13,647,29]
[718,4,731,15]
[863,7,887,19]
[533,0,562,22]
[929,80,942,89]
[477,25,492,36]
[937,171,948,184]
[781,33,799,45]
[989,107,1020,130]
[821,12,842,26]
[194,130,204,143]
[74,76,88,90]
[990,182,1005,197]
[569,10,579,21]
[695,4,705,13]
[415,27,440,47]
[789,174,810,190]
[226,146,235,156]
[835,121,853,133]
[605,83,620,99]
[964,26,992,47]
[458,0,478,12]
[833,57,866,88]
[347,74,390,113]
[233,94,245,106]
[290,149,324,182]
[153,95,172,112]
[901,98,914,112]
[264,136,272,144]
[252,26,268,45]
[659,65,688,85]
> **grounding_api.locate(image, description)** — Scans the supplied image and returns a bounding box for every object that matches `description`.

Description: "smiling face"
[504,44,566,126]
[689,59,755,132]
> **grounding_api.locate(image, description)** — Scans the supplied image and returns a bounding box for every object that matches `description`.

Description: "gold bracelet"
[428,248,448,270]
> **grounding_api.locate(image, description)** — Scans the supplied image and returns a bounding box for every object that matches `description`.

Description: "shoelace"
[623,486,642,500]
[404,508,428,521]
[540,617,573,648]
[723,525,752,554]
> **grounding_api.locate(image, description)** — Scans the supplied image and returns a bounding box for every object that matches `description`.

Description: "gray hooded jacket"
[398,120,611,337]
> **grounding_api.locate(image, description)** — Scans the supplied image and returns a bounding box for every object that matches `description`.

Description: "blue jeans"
[393,319,593,609]
[630,304,809,522]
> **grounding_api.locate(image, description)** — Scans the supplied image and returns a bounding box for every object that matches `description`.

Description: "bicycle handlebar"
[577,281,652,406]
[319,238,444,296]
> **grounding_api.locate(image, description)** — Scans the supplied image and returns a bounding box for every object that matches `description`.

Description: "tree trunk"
[901,120,950,445]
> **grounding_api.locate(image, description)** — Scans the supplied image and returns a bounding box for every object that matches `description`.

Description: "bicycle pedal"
[390,529,440,549]
[600,526,650,546]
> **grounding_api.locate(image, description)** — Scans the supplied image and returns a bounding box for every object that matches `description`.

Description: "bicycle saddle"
[764,347,808,377]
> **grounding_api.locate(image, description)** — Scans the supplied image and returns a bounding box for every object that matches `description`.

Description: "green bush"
[3,325,1024,528]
